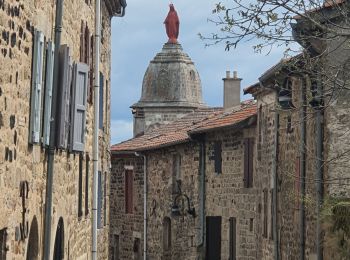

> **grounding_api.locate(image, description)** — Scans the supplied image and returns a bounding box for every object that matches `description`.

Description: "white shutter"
[42,41,54,146]
[70,62,89,152]
[29,30,45,144]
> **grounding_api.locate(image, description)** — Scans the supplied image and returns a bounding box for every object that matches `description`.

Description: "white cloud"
[110,119,133,145]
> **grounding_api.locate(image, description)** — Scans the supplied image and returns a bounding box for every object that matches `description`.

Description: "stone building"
[110,100,258,260]
[0,0,126,259]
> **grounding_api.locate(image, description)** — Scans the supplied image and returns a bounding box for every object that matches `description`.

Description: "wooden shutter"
[244,138,254,188]
[229,217,236,260]
[125,170,133,214]
[29,30,45,144]
[97,171,102,229]
[206,216,222,260]
[85,153,90,215]
[214,141,222,174]
[56,45,72,149]
[78,154,83,218]
[99,72,104,130]
[70,63,89,152]
[42,40,54,146]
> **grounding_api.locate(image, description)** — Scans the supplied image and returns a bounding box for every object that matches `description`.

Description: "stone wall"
[204,125,259,260]
[0,0,112,259]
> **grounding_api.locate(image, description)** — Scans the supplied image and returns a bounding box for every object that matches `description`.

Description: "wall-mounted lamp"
[171,193,196,218]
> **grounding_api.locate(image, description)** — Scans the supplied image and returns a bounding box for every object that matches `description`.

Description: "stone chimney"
[223,70,242,109]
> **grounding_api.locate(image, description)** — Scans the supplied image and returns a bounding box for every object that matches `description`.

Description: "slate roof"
[111,101,257,153]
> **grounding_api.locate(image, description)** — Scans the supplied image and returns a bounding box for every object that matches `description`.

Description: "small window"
[287,115,293,133]
[133,238,141,260]
[125,170,134,214]
[97,171,103,229]
[249,218,254,232]
[244,138,254,188]
[214,141,222,174]
[229,217,236,260]
[189,70,196,81]
[163,217,171,252]
[278,78,294,109]
[99,72,104,130]
[78,153,83,218]
[270,189,274,240]
[0,228,7,260]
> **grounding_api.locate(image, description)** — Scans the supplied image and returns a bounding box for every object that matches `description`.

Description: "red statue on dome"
[164,4,180,44]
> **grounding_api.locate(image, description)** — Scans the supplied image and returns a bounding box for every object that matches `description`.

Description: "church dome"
[133,42,204,108]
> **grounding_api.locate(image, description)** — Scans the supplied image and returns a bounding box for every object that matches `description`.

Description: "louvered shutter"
[56,45,72,149]
[99,72,104,130]
[42,41,54,146]
[29,30,45,144]
[70,62,89,152]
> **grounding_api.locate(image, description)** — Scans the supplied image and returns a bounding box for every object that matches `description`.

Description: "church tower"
[132,4,205,137]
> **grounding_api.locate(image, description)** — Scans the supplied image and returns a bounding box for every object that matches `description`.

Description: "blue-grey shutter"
[99,72,104,130]
[42,41,54,146]
[70,62,89,152]
[97,171,102,229]
[29,30,45,144]
[56,45,72,149]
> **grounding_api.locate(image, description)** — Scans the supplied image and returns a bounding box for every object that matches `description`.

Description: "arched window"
[163,217,171,252]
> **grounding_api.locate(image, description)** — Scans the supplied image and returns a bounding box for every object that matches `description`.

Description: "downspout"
[273,93,280,260]
[43,0,63,259]
[300,78,307,260]
[315,76,324,260]
[92,0,101,258]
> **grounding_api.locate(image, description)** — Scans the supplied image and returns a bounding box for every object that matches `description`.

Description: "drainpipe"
[92,0,101,258]
[315,76,324,260]
[199,139,206,256]
[43,0,63,259]
[300,78,307,260]
[273,93,280,260]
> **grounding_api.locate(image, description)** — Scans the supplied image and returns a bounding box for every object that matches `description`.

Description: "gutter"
[43,0,63,258]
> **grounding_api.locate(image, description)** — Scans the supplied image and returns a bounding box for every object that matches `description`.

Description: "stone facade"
[0,0,116,259]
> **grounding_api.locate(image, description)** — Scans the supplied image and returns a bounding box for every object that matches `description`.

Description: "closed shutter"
[97,171,102,229]
[70,63,89,152]
[42,41,54,146]
[29,30,45,144]
[56,45,72,149]
[244,138,254,188]
[214,141,222,174]
[99,72,104,130]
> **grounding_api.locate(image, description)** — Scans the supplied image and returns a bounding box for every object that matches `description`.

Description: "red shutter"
[125,170,133,214]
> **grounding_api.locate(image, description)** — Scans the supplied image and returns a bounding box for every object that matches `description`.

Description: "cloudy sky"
[110,0,286,144]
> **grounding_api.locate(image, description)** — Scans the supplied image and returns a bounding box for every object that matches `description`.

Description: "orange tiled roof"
[111,102,257,153]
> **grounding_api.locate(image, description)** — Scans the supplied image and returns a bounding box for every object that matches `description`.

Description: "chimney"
[223,70,242,109]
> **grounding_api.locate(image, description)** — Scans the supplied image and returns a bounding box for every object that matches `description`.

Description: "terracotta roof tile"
[111,102,257,153]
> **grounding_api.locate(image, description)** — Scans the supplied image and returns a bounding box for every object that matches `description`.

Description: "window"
[278,77,294,109]
[163,217,171,252]
[85,153,90,215]
[244,138,254,188]
[78,153,83,218]
[112,234,119,260]
[0,228,7,260]
[287,115,293,133]
[29,30,44,144]
[79,21,90,64]
[172,154,181,194]
[263,189,268,238]
[229,217,236,260]
[99,72,104,130]
[270,189,274,240]
[214,141,222,174]
[70,62,89,152]
[133,238,141,260]
[97,171,103,229]
[42,40,54,146]
[56,45,72,149]
[249,218,254,232]
[125,170,133,214]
